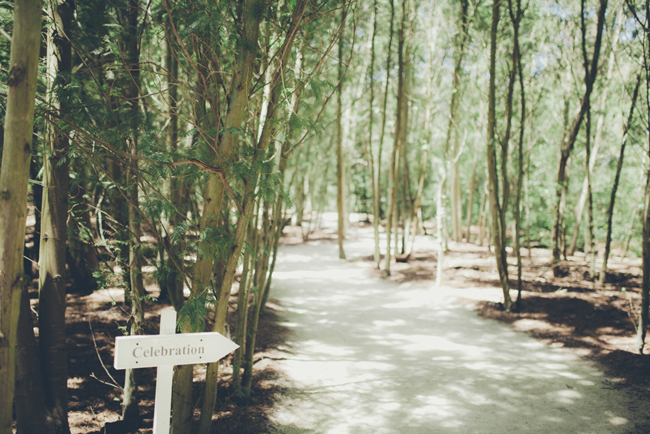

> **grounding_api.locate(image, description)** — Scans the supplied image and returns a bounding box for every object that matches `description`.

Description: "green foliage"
[178,289,215,332]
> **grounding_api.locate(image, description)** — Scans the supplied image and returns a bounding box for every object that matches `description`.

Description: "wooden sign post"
[113,309,239,434]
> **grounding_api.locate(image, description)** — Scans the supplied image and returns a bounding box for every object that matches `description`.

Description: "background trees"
[1,0,650,431]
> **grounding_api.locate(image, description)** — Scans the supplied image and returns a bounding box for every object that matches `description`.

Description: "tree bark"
[486,0,512,310]
[34,0,75,430]
[508,0,525,309]
[599,72,641,284]
[0,1,43,432]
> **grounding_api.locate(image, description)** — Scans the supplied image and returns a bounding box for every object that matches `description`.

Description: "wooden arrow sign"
[113,309,238,434]
[114,331,239,370]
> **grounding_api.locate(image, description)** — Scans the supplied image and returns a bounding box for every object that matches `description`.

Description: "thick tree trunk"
[15,290,48,433]
[0,1,43,432]
[34,2,75,430]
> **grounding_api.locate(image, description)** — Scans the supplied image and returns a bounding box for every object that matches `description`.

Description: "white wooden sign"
[113,309,239,434]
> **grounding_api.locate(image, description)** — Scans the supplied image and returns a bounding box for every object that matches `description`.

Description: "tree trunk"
[337,0,348,260]
[369,0,381,268]
[508,0,525,309]
[568,6,623,256]
[120,0,145,424]
[0,1,43,432]
[599,72,641,284]
[377,0,395,254]
[36,1,75,430]
[486,0,512,310]
[448,0,469,243]
[634,0,650,356]
[636,163,650,353]
[464,151,479,242]
[551,0,607,276]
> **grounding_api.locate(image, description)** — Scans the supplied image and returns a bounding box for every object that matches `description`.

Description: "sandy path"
[267,226,646,434]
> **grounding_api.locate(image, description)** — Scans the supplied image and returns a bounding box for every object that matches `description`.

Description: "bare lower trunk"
[464,152,479,242]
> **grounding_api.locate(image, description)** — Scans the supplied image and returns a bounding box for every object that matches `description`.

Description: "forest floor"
[55,213,650,433]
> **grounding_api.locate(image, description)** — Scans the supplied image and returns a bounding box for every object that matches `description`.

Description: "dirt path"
[267,225,648,433]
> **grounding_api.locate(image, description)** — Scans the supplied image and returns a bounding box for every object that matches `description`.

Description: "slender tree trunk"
[378,0,395,266]
[599,73,641,284]
[337,0,348,260]
[486,0,512,310]
[580,0,596,280]
[369,0,381,268]
[552,0,607,276]
[568,6,623,256]
[120,0,145,425]
[635,5,650,352]
[448,0,469,243]
[508,0,525,309]
[638,172,650,353]
[162,22,183,306]
[464,152,479,242]
[0,1,43,432]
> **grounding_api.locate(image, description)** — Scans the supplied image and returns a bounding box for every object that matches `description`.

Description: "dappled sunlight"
[269,234,642,433]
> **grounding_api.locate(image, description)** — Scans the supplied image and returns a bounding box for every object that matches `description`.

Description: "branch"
[171,159,243,213]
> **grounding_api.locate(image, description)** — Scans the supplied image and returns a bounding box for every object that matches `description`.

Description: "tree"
[486,0,512,310]
[551,0,607,277]
[0,1,43,432]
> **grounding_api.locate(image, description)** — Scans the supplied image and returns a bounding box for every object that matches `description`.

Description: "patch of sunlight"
[387,333,493,357]
[373,319,406,328]
[447,385,493,405]
[538,362,570,370]
[277,254,314,263]
[440,419,465,428]
[68,377,84,389]
[496,387,523,398]
[376,401,401,412]
[287,306,309,314]
[432,356,454,361]
[605,412,628,426]
[303,340,354,357]
[409,395,460,421]
[279,322,299,328]
[558,371,583,379]
[541,415,565,423]
[577,380,596,386]
[547,389,582,404]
